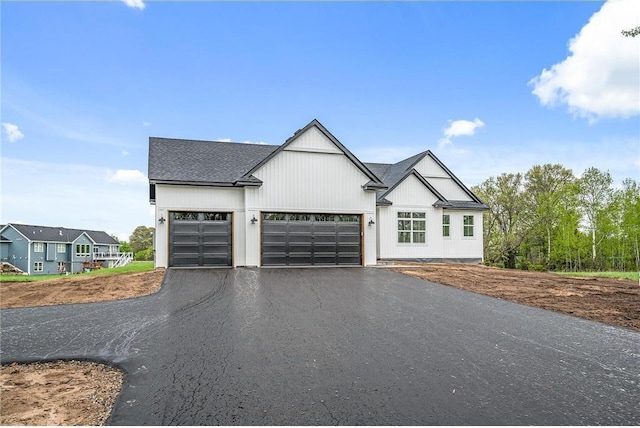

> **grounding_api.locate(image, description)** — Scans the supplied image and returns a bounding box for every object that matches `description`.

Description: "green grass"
[554,271,639,282]
[0,261,155,283]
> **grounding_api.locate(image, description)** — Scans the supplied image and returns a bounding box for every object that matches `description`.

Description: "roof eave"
[151,179,236,187]
[363,181,388,191]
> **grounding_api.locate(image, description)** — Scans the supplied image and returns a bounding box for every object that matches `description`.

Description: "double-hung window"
[442,214,450,237]
[34,242,44,253]
[398,212,426,243]
[57,243,66,253]
[34,262,43,272]
[463,215,474,237]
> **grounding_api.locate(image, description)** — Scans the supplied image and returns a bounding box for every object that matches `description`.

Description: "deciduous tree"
[129,226,154,255]
[474,173,530,268]
[576,167,613,263]
[524,164,575,266]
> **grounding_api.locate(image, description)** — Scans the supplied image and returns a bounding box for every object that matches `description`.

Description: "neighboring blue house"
[0,223,132,275]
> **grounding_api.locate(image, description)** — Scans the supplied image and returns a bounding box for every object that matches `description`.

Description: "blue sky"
[1,0,639,241]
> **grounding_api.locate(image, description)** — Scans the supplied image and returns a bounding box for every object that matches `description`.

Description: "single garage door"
[261,213,362,266]
[169,211,232,267]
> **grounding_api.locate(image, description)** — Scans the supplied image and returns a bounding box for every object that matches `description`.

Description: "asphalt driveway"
[1,268,639,425]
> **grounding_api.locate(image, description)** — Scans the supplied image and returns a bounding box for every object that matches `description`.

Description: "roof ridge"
[149,136,280,148]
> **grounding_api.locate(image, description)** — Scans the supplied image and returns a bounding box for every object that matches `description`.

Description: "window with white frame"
[398,212,426,243]
[34,262,43,272]
[463,215,474,237]
[57,262,65,272]
[442,214,450,237]
[57,243,66,253]
[76,244,91,256]
[34,242,44,252]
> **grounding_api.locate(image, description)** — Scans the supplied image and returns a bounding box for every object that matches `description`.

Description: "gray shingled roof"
[364,163,391,181]
[147,121,485,210]
[149,120,387,191]
[6,224,119,244]
[434,200,489,210]
[365,151,488,209]
[148,138,279,185]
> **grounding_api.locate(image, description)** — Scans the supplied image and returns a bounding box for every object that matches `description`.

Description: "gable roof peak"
[245,119,386,189]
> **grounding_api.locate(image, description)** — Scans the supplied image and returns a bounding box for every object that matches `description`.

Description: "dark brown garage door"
[169,212,232,267]
[261,213,362,266]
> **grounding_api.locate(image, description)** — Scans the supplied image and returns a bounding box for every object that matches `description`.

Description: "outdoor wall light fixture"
[251,215,258,225]
[158,216,166,224]
[368,218,375,226]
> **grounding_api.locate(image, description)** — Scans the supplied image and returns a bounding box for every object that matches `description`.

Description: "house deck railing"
[113,252,134,267]
[93,252,128,260]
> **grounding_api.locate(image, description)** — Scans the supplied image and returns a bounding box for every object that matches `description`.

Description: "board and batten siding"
[412,155,473,201]
[154,184,246,267]
[377,174,483,261]
[245,130,378,266]
[425,177,472,201]
[283,126,343,154]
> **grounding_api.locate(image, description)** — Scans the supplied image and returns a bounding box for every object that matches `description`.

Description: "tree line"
[472,165,639,272]
[116,226,154,261]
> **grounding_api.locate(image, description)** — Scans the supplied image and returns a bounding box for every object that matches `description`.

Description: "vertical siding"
[387,174,439,206]
[413,155,473,201]
[250,151,373,211]
[284,127,342,153]
[154,185,245,268]
[379,175,483,261]
[426,177,472,201]
[413,156,450,177]
[441,211,484,259]
[249,150,377,266]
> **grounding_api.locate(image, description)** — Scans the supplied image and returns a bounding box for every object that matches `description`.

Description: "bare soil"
[392,263,640,332]
[1,269,164,426]
[0,269,165,310]
[1,264,639,425]
[0,361,122,426]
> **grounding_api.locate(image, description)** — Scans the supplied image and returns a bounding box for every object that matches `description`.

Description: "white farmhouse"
[148,119,487,268]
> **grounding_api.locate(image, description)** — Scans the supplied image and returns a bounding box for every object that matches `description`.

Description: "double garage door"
[168,211,362,267]
[261,213,362,266]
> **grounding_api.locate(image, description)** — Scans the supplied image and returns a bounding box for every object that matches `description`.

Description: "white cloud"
[1,158,153,240]
[217,138,232,142]
[105,169,148,186]
[122,0,145,10]
[1,122,25,143]
[443,118,485,139]
[241,140,269,145]
[142,121,151,127]
[438,118,485,148]
[121,150,129,157]
[529,0,640,121]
